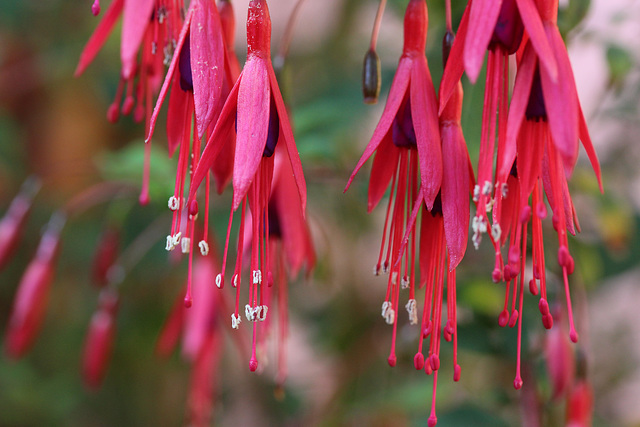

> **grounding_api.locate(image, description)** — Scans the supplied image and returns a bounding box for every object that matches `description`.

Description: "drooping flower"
[344,1,441,361]
[0,177,40,272]
[81,288,119,390]
[241,144,315,386]
[439,0,559,270]
[487,0,603,389]
[91,227,120,288]
[186,0,307,372]
[145,0,230,262]
[5,213,65,358]
[76,0,183,204]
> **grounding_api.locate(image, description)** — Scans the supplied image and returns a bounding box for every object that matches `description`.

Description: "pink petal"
[367,134,399,213]
[464,0,502,83]
[344,58,413,192]
[578,105,603,193]
[516,0,558,80]
[502,42,536,182]
[75,0,124,77]
[232,57,270,210]
[190,0,225,139]
[268,65,307,216]
[146,7,194,143]
[441,123,471,270]
[540,24,579,175]
[516,121,544,202]
[188,77,241,203]
[410,57,442,210]
[120,0,156,79]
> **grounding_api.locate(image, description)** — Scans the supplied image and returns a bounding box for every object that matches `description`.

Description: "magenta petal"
[190,0,225,139]
[441,124,471,269]
[120,0,155,79]
[439,4,469,114]
[233,58,270,210]
[578,105,603,193]
[268,66,307,215]
[368,134,399,213]
[410,57,442,210]
[516,0,558,81]
[465,0,502,83]
[146,7,194,143]
[188,77,240,203]
[75,0,124,77]
[345,58,413,192]
[501,42,536,181]
[167,73,191,157]
[540,24,579,175]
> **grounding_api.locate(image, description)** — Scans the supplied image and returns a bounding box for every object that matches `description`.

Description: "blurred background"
[0,0,639,425]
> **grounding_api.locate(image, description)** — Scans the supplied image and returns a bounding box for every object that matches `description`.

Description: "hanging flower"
[186,0,307,372]
[344,0,441,359]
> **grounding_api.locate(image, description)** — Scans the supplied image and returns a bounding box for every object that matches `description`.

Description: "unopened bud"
[362,49,381,104]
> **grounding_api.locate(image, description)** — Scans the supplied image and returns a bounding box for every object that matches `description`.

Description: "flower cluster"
[347,0,601,424]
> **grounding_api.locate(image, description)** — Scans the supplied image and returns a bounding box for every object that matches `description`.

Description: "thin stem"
[370,0,387,51]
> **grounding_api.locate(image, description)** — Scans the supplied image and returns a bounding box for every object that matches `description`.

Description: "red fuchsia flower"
[5,213,65,358]
[344,0,440,361]
[76,0,183,204]
[185,0,307,373]
[91,227,120,288]
[566,380,593,427]
[543,306,575,400]
[145,0,230,260]
[439,0,559,275]
[405,33,473,427]
[81,288,119,390]
[485,0,603,389]
[240,144,315,386]
[0,177,40,272]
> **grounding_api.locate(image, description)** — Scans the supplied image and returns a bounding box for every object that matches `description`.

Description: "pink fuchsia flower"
[344,0,441,364]
[5,213,65,358]
[439,0,559,269]
[145,0,231,258]
[81,288,119,390]
[240,145,315,385]
[0,177,40,272]
[185,0,307,373]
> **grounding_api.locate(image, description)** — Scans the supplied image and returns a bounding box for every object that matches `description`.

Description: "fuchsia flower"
[344,0,441,354]
[81,288,119,390]
[346,3,472,424]
[184,0,307,373]
[5,213,65,358]
[439,0,559,264]
[145,0,233,257]
[76,0,183,204]
[241,145,315,385]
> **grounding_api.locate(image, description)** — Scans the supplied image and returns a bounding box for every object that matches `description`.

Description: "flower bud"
[362,49,381,104]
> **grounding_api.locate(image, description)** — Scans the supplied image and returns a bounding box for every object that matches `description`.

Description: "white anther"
[401,276,410,289]
[472,231,482,250]
[252,270,262,285]
[491,223,502,241]
[473,185,480,202]
[231,313,241,329]
[245,304,256,322]
[482,181,493,196]
[381,301,395,325]
[382,262,389,274]
[215,274,223,289]
[501,182,509,198]
[181,237,190,254]
[165,235,175,251]
[486,198,495,213]
[405,299,418,325]
[172,232,182,248]
[257,305,268,322]
[199,240,209,256]
[373,265,380,276]
[232,274,239,288]
[151,42,157,55]
[168,196,179,211]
